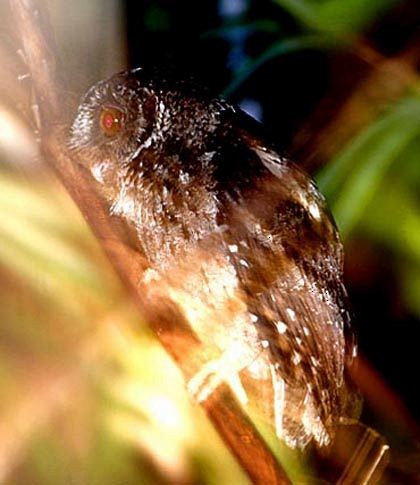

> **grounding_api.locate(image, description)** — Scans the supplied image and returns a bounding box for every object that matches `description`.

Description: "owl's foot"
[187,359,248,405]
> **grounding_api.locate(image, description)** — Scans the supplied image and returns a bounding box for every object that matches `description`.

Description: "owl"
[68,67,358,449]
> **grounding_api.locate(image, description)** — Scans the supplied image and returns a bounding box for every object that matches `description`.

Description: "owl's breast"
[108,155,221,269]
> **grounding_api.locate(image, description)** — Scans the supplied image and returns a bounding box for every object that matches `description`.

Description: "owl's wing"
[222,140,358,448]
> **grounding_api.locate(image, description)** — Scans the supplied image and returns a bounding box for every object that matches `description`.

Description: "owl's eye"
[99,106,125,137]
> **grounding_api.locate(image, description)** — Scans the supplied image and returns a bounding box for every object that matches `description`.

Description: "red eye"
[99,106,124,137]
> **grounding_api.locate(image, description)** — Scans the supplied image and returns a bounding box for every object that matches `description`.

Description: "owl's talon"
[187,360,248,405]
[188,370,220,403]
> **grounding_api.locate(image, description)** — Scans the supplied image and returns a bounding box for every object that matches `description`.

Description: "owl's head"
[68,68,225,188]
[68,69,158,182]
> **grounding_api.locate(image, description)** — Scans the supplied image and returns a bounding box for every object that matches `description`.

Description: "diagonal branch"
[9,0,290,482]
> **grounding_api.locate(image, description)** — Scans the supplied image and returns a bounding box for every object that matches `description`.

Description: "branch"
[9,0,290,483]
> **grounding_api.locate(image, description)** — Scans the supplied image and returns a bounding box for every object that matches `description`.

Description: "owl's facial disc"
[69,76,149,165]
[68,68,217,193]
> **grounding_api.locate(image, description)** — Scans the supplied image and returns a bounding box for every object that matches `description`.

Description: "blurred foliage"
[0,171,248,484]
[317,96,420,237]
[1,0,420,483]
[316,95,420,320]
[219,0,399,95]
[274,0,397,34]
[222,34,335,97]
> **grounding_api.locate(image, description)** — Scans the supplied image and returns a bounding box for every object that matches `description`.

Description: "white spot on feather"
[308,202,321,220]
[286,308,296,320]
[91,161,109,183]
[292,352,301,365]
[275,321,287,334]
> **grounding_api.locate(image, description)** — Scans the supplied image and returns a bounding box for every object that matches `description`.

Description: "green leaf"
[273,0,397,34]
[272,0,325,31]
[316,97,420,238]
[359,181,420,263]
[358,180,420,317]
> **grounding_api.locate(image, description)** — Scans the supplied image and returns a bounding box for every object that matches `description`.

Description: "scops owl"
[68,67,358,449]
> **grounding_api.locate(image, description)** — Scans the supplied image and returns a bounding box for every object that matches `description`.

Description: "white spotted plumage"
[68,67,358,450]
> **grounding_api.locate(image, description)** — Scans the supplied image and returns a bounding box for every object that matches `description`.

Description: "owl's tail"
[269,365,389,482]
[270,363,331,449]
